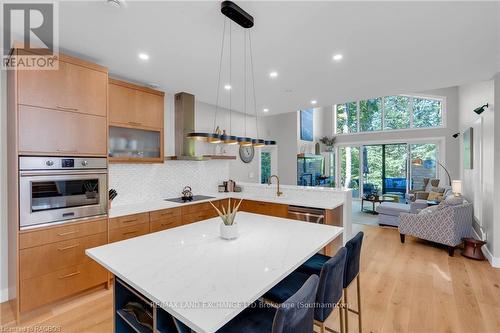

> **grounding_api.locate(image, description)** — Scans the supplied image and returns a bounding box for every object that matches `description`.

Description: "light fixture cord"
[229,20,232,135]
[249,31,260,140]
[244,29,247,138]
[213,17,227,133]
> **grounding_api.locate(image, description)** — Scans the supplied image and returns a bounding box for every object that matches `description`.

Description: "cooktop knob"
[46,160,54,167]
[81,160,88,167]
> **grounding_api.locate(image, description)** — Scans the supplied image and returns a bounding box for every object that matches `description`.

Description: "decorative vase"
[220,223,238,240]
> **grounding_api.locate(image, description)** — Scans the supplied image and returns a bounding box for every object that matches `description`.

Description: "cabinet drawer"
[18,59,107,117]
[109,223,150,243]
[182,210,217,225]
[18,105,107,156]
[150,217,183,233]
[150,207,181,221]
[20,260,108,313]
[181,200,221,215]
[20,232,107,281]
[109,213,149,230]
[19,218,107,249]
[240,200,288,218]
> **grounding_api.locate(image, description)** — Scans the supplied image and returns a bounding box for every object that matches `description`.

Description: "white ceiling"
[59,1,499,115]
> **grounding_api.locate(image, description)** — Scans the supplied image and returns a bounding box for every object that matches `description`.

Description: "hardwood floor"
[2,224,499,333]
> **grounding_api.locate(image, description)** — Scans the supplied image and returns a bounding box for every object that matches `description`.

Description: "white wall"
[458,79,497,262]
[0,65,8,302]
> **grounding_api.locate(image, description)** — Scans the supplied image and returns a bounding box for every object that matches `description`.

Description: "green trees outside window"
[335,95,443,134]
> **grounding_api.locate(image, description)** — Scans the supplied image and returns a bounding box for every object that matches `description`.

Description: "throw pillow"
[431,187,446,193]
[419,205,440,215]
[427,192,442,201]
[443,195,464,206]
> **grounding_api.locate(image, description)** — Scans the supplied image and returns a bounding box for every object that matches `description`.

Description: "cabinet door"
[109,83,136,126]
[18,60,107,117]
[18,105,107,156]
[133,91,164,128]
[240,200,288,218]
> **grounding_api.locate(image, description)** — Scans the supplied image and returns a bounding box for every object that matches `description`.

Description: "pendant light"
[239,29,253,147]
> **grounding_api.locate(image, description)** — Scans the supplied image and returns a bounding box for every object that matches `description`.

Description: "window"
[300,109,314,141]
[336,102,357,134]
[360,98,382,132]
[261,152,271,184]
[335,95,444,134]
[384,96,410,130]
[412,97,442,128]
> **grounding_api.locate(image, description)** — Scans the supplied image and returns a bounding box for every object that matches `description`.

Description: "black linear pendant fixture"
[187,1,275,147]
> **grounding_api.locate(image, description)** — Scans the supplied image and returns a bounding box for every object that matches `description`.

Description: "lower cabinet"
[240,200,288,218]
[18,218,108,313]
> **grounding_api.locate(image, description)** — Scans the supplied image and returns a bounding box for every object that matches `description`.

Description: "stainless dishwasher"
[287,205,325,224]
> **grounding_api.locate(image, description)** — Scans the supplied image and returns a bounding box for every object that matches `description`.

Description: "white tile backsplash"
[109,161,229,206]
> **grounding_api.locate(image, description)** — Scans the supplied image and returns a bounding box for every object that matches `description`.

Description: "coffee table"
[361,196,396,214]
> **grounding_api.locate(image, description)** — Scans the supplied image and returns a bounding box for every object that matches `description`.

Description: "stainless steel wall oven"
[19,156,107,228]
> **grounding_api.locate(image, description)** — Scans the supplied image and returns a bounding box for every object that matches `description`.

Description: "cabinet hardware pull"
[161,212,173,216]
[57,244,79,251]
[56,149,78,153]
[57,230,79,236]
[56,105,78,111]
[123,230,138,235]
[122,219,137,224]
[128,121,143,126]
[58,271,81,279]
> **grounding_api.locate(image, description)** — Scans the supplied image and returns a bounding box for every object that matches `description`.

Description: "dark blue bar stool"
[299,232,364,333]
[173,275,319,333]
[264,248,347,333]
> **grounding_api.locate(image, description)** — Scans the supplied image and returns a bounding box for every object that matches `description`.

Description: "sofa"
[376,201,427,227]
[399,197,473,256]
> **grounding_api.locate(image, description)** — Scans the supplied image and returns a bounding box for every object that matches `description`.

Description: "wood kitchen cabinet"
[108,79,164,129]
[11,49,108,157]
[18,105,107,156]
[108,79,165,163]
[17,52,107,117]
[240,200,288,218]
[18,217,108,312]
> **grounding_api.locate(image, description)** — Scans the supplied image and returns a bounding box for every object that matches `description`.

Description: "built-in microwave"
[19,156,108,229]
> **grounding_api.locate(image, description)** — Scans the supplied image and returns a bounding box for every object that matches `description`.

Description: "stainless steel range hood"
[165,92,207,160]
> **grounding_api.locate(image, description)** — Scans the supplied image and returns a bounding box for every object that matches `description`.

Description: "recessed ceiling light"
[263,108,269,112]
[311,100,317,105]
[224,84,232,90]
[269,71,278,78]
[138,53,149,60]
[332,54,343,61]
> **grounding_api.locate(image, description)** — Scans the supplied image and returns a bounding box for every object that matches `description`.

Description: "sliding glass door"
[339,141,439,199]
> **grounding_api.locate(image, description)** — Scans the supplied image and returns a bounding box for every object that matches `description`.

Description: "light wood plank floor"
[2,224,499,333]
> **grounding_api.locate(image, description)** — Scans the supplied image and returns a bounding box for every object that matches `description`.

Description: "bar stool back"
[343,232,364,333]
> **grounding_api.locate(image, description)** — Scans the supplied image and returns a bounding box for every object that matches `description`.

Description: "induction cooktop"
[164,195,216,203]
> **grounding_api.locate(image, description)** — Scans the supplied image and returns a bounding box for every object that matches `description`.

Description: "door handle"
[56,105,78,111]
[58,271,81,279]
[57,230,79,236]
[57,243,80,251]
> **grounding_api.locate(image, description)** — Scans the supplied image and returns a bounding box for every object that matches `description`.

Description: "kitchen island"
[86,212,343,333]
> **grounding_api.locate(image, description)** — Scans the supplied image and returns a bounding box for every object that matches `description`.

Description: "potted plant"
[210,198,243,240]
[319,136,336,151]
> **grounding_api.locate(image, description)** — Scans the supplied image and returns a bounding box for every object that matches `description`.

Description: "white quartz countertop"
[109,191,344,218]
[86,212,342,333]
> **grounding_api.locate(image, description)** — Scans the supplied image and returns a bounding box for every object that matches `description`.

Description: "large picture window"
[335,95,444,134]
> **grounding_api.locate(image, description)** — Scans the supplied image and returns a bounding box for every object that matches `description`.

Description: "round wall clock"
[239,145,255,163]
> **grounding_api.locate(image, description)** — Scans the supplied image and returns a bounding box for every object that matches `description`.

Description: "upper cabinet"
[12,49,108,157]
[108,79,164,130]
[17,55,107,117]
[108,79,165,163]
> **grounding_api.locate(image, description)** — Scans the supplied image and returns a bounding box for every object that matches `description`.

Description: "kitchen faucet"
[268,175,283,197]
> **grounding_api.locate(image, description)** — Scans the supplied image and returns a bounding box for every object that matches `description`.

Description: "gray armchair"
[399,202,473,256]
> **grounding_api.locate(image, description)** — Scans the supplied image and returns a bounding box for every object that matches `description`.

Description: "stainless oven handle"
[20,170,107,177]
[288,211,324,219]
